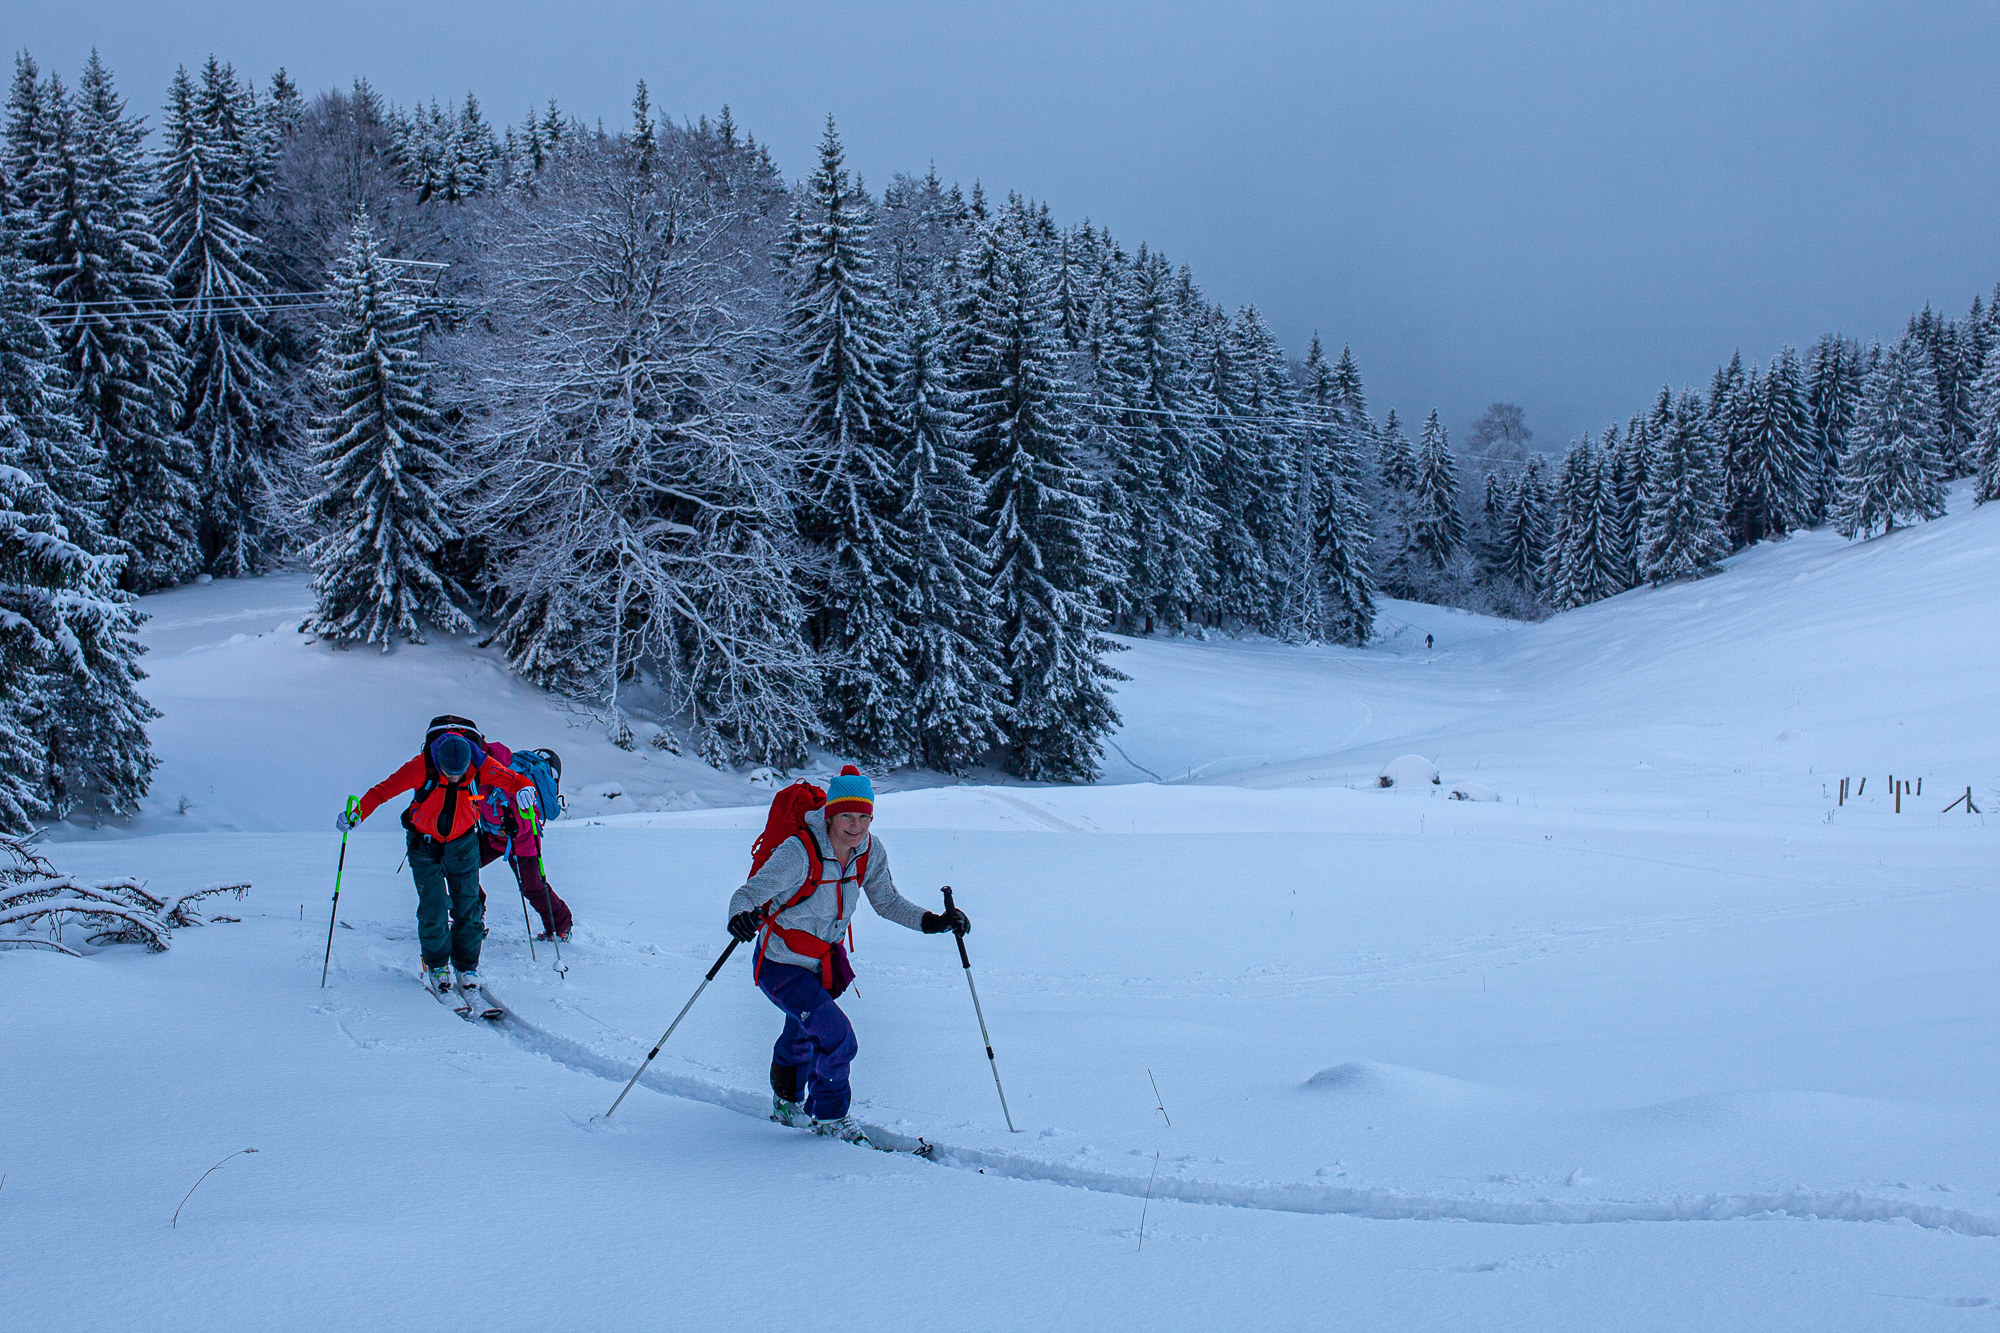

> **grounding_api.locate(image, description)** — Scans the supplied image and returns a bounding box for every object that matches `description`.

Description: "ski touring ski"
[422,970,503,1022]
[766,1113,934,1158]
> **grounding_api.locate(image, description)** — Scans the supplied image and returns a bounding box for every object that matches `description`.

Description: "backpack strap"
[755,831,869,993]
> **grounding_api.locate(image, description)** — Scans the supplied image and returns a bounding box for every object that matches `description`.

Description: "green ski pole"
[525,805,562,973]
[320,795,360,987]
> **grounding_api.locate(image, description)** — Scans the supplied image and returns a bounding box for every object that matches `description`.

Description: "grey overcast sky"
[13,1,2000,447]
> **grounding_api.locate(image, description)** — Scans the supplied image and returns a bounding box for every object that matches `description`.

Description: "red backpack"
[748,780,864,996]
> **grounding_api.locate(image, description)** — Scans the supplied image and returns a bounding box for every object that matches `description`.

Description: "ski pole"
[518,863,537,961]
[941,886,1017,1132]
[320,795,360,987]
[603,936,740,1119]
[525,805,562,972]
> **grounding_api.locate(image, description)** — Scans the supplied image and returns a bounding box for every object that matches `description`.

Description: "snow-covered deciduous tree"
[452,134,818,767]
[301,214,469,649]
[1832,336,1947,538]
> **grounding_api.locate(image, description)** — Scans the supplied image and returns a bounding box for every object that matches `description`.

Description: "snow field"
[6,485,2000,1329]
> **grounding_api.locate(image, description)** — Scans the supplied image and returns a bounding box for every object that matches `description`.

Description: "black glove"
[921,907,970,935]
[728,910,761,942]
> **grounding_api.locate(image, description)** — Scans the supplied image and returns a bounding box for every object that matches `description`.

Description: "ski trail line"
[481,985,2000,1239]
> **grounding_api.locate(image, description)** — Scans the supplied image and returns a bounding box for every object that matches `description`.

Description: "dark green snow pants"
[410,829,485,971]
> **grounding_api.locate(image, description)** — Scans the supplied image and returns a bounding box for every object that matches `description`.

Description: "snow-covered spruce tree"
[156,60,278,576]
[1805,334,1861,524]
[1732,346,1815,545]
[1831,335,1947,539]
[1297,334,1374,645]
[1409,409,1465,570]
[1375,404,1417,494]
[24,55,199,591]
[1705,352,1758,552]
[262,68,303,146]
[1368,405,1418,589]
[1194,306,1293,630]
[0,224,155,830]
[1124,247,1217,632]
[1911,306,1974,474]
[391,94,495,206]
[786,116,913,763]
[1639,389,1728,583]
[1970,340,2000,503]
[1600,424,1638,589]
[884,292,1004,771]
[959,222,1121,780]
[1491,454,1550,593]
[5,54,56,219]
[1070,245,1151,632]
[300,214,469,649]
[1546,438,1624,610]
[455,130,817,767]
[1228,307,1310,638]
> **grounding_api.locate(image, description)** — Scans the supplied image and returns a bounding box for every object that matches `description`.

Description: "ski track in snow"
[464,973,2000,1239]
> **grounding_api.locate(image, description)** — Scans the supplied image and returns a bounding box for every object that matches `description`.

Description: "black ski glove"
[728,910,761,942]
[921,907,970,935]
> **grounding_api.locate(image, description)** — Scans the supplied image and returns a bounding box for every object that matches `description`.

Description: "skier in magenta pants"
[474,740,573,941]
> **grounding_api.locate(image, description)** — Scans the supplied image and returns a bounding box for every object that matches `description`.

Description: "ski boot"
[424,963,453,995]
[454,968,481,1007]
[771,1096,811,1128]
[810,1116,873,1147]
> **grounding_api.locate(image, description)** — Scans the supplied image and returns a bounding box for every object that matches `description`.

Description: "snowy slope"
[7,485,2000,1331]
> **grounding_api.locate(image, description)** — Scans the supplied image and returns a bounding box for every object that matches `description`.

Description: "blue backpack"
[510,748,564,820]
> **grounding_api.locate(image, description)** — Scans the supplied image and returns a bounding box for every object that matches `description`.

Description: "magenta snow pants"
[758,960,856,1120]
[478,835,572,937]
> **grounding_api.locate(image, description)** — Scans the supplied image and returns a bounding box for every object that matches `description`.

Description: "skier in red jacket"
[339,717,537,1000]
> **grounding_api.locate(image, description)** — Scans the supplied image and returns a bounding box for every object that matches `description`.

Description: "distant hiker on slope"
[476,740,573,941]
[337,716,538,1001]
[727,765,968,1146]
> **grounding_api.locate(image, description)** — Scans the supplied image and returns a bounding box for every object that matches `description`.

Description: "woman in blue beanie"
[727,765,968,1145]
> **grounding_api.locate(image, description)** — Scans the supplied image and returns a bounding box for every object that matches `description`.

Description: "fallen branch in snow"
[1,834,248,952]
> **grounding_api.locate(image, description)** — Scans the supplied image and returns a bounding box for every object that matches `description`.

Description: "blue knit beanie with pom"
[824,764,874,817]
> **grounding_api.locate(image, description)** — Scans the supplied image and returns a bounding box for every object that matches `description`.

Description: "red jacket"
[357,751,533,842]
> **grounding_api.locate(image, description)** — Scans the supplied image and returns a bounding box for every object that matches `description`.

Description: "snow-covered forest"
[4,50,1996,832]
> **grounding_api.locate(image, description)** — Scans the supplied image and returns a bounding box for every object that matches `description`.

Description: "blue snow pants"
[757,960,856,1120]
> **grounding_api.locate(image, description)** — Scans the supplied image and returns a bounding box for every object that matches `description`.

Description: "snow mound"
[1376,754,1439,788]
[1302,1061,1492,1104]
[1448,782,1499,801]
